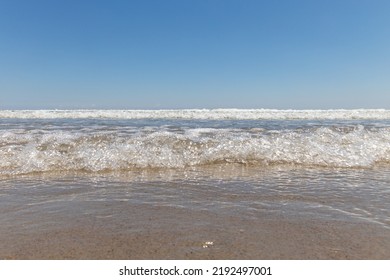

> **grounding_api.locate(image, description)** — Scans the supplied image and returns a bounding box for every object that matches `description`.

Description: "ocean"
[1,109,390,259]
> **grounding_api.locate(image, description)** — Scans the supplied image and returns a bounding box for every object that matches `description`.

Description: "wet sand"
[1,202,390,259]
[1,165,390,259]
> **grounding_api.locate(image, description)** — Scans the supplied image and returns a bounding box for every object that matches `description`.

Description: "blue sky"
[0,0,389,109]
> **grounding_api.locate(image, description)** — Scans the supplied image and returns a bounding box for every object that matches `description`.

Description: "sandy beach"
[1,201,390,260]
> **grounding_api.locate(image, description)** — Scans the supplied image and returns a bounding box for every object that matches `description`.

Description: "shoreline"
[1,203,389,260]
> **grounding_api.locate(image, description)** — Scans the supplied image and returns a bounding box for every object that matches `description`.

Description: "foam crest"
[1,109,390,120]
[1,125,390,175]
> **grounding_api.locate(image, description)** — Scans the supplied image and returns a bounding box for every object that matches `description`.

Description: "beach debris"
[202,241,214,248]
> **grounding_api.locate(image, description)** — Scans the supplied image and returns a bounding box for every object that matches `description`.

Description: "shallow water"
[1,165,389,232]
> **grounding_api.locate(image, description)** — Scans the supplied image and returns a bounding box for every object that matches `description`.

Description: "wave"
[1,109,390,120]
[1,125,390,175]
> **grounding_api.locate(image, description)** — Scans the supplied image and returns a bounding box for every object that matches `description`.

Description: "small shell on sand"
[202,241,214,248]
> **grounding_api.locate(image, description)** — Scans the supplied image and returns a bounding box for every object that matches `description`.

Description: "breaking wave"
[1,125,390,175]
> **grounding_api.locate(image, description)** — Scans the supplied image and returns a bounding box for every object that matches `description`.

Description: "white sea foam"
[1,125,390,175]
[1,109,390,120]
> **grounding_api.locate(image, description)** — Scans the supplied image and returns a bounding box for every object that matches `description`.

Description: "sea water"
[2,109,390,174]
[1,109,390,258]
